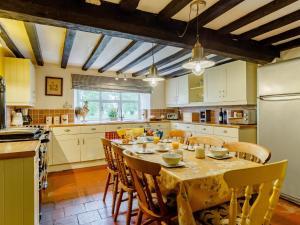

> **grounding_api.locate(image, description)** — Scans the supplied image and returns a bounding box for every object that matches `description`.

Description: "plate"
[160,161,186,168]
[113,140,137,145]
[136,150,155,154]
[155,148,170,153]
[207,153,233,160]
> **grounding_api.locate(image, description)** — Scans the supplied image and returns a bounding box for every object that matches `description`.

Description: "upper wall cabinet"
[1,57,36,106]
[204,60,257,105]
[165,75,203,107]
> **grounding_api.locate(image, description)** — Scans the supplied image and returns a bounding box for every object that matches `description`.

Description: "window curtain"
[71,74,152,93]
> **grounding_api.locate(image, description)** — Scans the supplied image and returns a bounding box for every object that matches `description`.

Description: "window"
[75,90,150,121]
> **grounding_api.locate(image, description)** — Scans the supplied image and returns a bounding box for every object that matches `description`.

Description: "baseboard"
[48,160,107,173]
[281,193,300,205]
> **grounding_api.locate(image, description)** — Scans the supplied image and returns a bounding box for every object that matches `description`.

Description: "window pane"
[102,92,120,101]
[121,92,139,101]
[122,102,139,120]
[82,101,100,121]
[78,90,100,101]
[102,103,119,120]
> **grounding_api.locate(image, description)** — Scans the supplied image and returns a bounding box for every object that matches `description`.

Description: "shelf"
[190,86,203,90]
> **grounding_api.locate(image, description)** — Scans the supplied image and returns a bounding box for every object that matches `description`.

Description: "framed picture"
[45,77,63,96]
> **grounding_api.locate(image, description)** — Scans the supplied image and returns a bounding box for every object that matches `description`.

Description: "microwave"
[228,109,257,125]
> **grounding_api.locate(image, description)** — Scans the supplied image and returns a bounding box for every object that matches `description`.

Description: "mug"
[195,146,205,159]
[136,136,145,144]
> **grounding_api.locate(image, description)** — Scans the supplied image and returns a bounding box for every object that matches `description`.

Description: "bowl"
[162,152,181,166]
[210,148,229,158]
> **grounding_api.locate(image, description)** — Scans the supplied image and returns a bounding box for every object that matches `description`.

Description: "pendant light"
[143,43,164,87]
[181,0,215,76]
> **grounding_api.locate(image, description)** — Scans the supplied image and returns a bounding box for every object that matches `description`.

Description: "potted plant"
[108,108,118,121]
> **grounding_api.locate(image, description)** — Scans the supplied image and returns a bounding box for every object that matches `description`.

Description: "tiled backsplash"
[28,109,75,124]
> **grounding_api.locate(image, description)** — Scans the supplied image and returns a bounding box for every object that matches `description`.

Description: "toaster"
[228,109,257,125]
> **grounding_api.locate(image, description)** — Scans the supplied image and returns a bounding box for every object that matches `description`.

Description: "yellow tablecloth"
[122,144,260,225]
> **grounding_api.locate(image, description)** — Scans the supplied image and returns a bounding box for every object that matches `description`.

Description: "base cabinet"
[80,133,105,161]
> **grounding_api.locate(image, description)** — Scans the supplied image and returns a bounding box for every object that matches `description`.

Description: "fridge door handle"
[259,93,300,101]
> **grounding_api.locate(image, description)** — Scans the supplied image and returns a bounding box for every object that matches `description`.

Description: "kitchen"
[0,0,300,225]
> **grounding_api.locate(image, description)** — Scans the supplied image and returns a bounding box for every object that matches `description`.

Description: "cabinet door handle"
[117,126,122,129]
[91,128,97,131]
[203,128,206,131]
[64,129,71,132]
[223,130,228,133]
[77,138,80,145]
[82,138,85,145]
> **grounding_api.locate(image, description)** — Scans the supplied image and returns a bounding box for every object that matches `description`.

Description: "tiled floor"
[41,166,300,225]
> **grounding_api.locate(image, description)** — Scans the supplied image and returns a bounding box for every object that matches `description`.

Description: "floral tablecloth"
[122,144,260,225]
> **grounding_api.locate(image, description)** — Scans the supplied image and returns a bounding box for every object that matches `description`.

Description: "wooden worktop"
[171,120,257,129]
[0,140,40,160]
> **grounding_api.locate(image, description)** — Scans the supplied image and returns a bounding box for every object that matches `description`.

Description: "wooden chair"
[123,150,178,225]
[101,138,118,215]
[168,129,186,143]
[188,135,225,147]
[224,142,271,164]
[111,144,136,225]
[223,160,288,225]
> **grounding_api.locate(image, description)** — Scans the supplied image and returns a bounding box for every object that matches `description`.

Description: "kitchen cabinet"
[204,60,257,105]
[80,133,105,161]
[166,74,203,107]
[2,57,36,106]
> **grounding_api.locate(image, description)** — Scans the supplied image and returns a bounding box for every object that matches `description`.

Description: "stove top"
[0,127,43,142]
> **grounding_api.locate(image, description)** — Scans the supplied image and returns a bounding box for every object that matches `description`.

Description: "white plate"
[207,153,233,160]
[136,150,155,154]
[155,148,171,153]
[160,161,186,168]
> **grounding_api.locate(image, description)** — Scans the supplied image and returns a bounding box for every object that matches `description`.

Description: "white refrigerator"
[258,58,300,205]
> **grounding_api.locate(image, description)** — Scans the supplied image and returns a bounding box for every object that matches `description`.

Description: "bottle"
[223,110,227,124]
[219,108,223,124]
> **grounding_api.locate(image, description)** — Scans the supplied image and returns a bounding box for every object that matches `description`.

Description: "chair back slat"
[224,142,271,164]
[123,150,169,217]
[101,138,116,171]
[224,160,288,225]
[188,136,225,148]
[169,129,186,143]
[112,144,132,187]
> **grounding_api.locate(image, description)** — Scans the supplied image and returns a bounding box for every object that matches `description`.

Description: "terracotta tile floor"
[41,166,300,225]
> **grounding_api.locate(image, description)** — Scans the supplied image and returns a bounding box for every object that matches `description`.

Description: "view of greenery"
[75,90,147,121]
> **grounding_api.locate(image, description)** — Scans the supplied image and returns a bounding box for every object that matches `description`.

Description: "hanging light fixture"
[143,43,164,87]
[181,0,215,76]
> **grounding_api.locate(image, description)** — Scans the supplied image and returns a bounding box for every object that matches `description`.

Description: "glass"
[102,92,120,100]
[153,136,160,144]
[172,141,179,150]
[121,92,139,101]
[80,101,100,121]
[101,102,119,120]
[122,102,139,120]
[78,90,100,101]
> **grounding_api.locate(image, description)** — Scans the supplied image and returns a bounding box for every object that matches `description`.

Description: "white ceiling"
[0,0,299,76]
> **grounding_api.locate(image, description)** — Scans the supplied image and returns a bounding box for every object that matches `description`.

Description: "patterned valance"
[71,74,152,93]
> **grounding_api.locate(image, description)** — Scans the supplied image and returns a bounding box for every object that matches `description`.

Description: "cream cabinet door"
[52,135,81,165]
[204,66,226,103]
[80,133,105,161]
[165,78,178,106]
[177,75,189,105]
[224,61,246,102]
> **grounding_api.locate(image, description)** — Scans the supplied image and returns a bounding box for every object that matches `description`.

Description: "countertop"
[172,120,257,129]
[0,140,40,160]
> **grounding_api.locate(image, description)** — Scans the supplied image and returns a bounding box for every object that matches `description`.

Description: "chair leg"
[114,188,124,221]
[135,209,143,225]
[111,175,119,215]
[102,172,111,202]
[126,191,133,225]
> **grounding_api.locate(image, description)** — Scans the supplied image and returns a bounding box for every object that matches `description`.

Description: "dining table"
[115,141,260,225]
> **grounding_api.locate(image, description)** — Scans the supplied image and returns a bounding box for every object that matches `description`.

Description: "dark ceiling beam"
[159,0,192,20]
[117,45,165,74]
[82,35,111,71]
[159,58,189,74]
[119,0,140,12]
[61,29,76,68]
[219,0,298,34]
[24,22,43,66]
[191,0,245,27]
[276,38,300,51]
[260,27,300,45]
[164,68,190,78]
[0,0,279,63]
[0,23,24,58]
[98,40,142,73]
[239,9,300,40]
[132,49,190,77]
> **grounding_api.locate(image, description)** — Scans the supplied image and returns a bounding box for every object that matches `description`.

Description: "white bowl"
[162,152,181,166]
[210,148,229,158]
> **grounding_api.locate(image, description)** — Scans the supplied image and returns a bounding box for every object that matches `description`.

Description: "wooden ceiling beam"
[260,27,300,45]
[0,23,24,58]
[0,0,279,63]
[164,68,190,78]
[98,40,142,73]
[239,9,300,40]
[117,45,165,74]
[276,38,300,51]
[61,29,76,68]
[132,49,190,77]
[219,0,298,34]
[82,34,111,71]
[24,22,43,66]
[191,0,245,27]
[159,0,192,20]
[119,0,140,12]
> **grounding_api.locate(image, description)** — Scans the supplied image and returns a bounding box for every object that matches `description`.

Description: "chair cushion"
[194,194,258,225]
